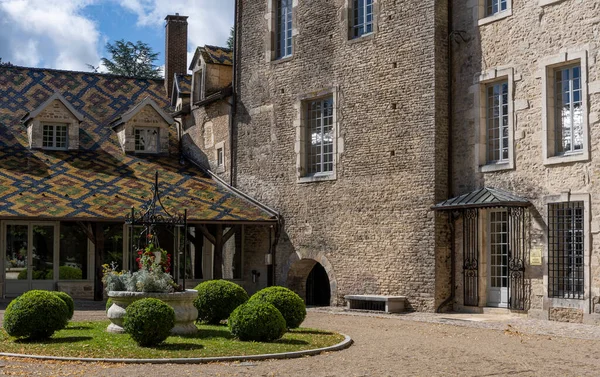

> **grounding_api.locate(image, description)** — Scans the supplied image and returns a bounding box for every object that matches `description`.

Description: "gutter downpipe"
[436,0,455,314]
[229,0,239,188]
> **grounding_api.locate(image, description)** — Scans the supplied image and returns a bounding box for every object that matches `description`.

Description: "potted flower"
[104,237,198,335]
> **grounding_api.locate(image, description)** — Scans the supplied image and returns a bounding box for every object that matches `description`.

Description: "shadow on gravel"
[15,336,93,344]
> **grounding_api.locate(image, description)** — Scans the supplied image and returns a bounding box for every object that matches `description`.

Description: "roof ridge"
[1,65,165,82]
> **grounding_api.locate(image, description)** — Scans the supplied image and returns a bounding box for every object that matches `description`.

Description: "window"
[217,148,224,167]
[276,0,292,59]
[307,97,334,176]
[42,124,68,150]
[352,0,373,38]
[486,0,507,16]
[134,127,159,153]
[548,201,584,299]
[486,81,509,164]
[554,65,583,155]
[59,223,88,280]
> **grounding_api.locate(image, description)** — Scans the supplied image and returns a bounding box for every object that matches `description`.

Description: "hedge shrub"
[123,298,175,347]
[248,286,306,329]
[52,291,74,320]
[193,280,248,324]
[3,290,69,340]
[228,301,286,342]
[18,266,83,280]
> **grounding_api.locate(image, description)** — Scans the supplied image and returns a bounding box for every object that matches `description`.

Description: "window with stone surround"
[351,0,374,39]
[475,67,514,172]
[478,0,512,26]
[134,127,159,153]
[548,201,585,299]
[296,89,340,183]
[541,51,589,165]
[276,0,293,59]
[42,124,68,150]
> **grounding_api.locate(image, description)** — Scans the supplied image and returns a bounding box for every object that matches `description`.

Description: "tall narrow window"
[486,0,507,16]
[352,0,373,38]
[307,97,334,175]
[276,0,292,59]
[217,148,224,167]
[134,127,159,153]
[486,82,509,163]
[548,201,584,299]
[555,65,583,155]
[42,124,68,150]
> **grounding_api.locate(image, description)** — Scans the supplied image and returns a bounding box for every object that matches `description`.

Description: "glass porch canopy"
[432,187,531,211]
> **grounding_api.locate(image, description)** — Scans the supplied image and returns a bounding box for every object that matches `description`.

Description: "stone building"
[444,0,600,323]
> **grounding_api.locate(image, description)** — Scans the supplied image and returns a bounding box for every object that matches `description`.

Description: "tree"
[100,40,162,79]
[0,58,13,67]
[226,27,234,50]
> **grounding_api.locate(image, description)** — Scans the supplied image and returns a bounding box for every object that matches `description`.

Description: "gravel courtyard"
[1,306,600,376]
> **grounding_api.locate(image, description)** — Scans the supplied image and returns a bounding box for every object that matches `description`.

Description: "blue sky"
[0,0,234,75]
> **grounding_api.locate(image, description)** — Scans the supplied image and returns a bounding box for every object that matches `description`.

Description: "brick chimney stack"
[164,13,188,98]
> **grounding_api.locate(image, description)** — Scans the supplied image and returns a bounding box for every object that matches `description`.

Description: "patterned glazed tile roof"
[0,66,275,222]
[175,74,192,94]
[189,45,232,69]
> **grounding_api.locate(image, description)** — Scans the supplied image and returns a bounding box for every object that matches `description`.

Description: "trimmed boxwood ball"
[52,291,74,320]
[193,280,249,324]
[123,298,175,347]
[228,301,287,342]
[3,290,69,340]
[249,286,306,329]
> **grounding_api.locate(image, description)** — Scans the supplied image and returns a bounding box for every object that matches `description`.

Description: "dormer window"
[134,127,159,153]
[42,124,68,150]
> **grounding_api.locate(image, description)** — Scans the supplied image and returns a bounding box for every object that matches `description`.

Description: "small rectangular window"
[486,0,507,17]
[276,0,293,59]
[554,65,583,155]
[217,148,224,167]
[352,0,373,38]
[486,81,509,163]
[307,97,334,175]
[548,201,585,299]
[42,124,68,150]
[134,127,159,153]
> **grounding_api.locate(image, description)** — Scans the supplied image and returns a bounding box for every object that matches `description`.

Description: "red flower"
[137,250,143,255]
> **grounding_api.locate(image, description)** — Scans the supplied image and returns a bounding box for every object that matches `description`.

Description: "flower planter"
[107,290,198,335]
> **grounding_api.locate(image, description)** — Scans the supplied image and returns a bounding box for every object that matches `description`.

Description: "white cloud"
[0,0,101,71]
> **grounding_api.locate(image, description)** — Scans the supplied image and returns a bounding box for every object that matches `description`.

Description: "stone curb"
[0,333,353,364]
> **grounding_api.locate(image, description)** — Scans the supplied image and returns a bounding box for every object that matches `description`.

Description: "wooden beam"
[197,225,216,245]
[222,226,236,243]
[77,222,95,244]
[213,224,223,279]
[94,222,105,301]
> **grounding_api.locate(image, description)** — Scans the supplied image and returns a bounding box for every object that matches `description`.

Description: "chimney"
[164,13,188,98]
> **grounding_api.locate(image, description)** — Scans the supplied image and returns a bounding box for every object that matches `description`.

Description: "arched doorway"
[286,258,333,306]
[306,262,330,306]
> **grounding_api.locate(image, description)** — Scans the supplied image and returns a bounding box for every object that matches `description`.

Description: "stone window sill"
[544,152,588,166]
[478,9,512,27]
[271,55,294,65]
[298,174,336,184]
[480,161,513,173]
[347,32,375,45]
[539,0,566,6]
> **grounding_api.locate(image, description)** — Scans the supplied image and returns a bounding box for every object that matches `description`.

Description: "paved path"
[2,303,600,376]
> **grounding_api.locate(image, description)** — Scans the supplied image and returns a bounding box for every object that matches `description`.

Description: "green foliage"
[17,269,46,280]
[227,26,234,49]
[101,40,162,79]
[18,266,83,280]
[123,298,175,347]
[3,290,69,340]
[249,286,306,329]
[228,301,286,342]
[193,280,248,324]
[52,291,74,320]
[106,298,113,313]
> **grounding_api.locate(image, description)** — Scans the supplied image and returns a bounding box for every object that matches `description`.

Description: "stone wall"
[451,0,600,318]
[233,0,450,311]
[28,99,79,150]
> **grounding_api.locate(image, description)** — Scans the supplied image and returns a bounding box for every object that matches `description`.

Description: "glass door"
[3,222,57,297]
[487,211,509,307]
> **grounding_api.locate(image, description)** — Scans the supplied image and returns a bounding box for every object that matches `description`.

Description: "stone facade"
[115,104,170,154]
[232,0,450,311]
[27,99,80,150]
[451,0,600,321]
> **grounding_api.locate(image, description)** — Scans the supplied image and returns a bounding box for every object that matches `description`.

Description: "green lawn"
[0,321,344,359]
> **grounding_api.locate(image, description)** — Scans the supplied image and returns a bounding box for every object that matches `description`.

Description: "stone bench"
[344,295,407,313]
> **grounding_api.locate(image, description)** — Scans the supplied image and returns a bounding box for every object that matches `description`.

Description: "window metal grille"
[486,81,509,163]
[134,127,159,153]
[276,0,293,59]
[352,0,373,38]
[486,0,507,16]
[42,124,67,150]
[548,201,584,299]
[555,65,583,155]
[307,97,334,175]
